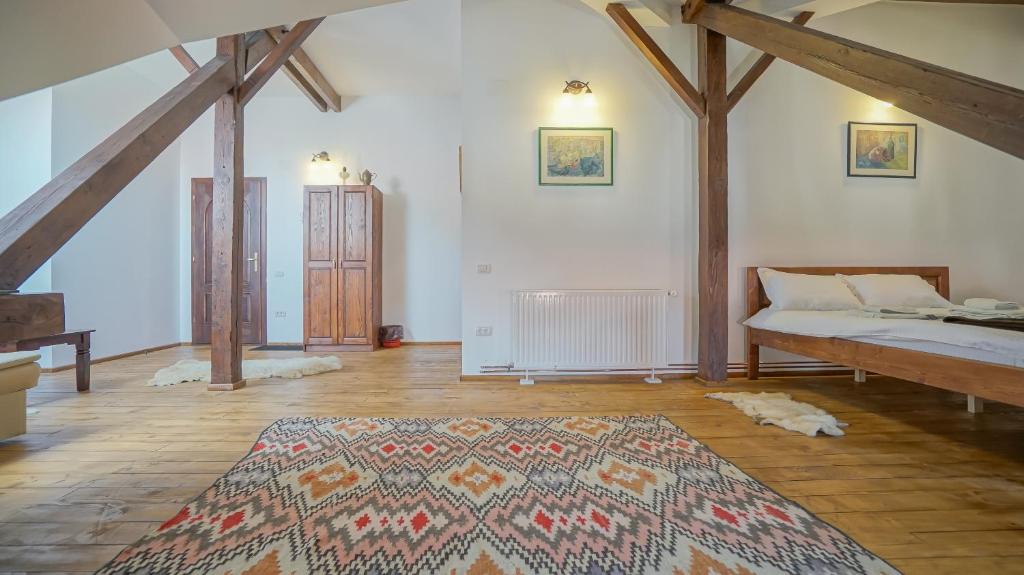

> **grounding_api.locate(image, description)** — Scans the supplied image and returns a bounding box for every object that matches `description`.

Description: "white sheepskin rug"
[705,392,848,437]
[148,356,343,387]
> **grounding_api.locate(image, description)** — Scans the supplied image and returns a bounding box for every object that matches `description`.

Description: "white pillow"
[757,268,862,311]
[837,274,951,308]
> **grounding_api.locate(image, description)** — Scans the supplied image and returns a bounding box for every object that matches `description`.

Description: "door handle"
[248,252,259,273]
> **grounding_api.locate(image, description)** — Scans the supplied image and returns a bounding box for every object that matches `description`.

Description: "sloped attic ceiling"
[0,0,407,102]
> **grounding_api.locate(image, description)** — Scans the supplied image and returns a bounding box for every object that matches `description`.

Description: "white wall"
[461,0,1024,375]
[461,0,699,374]
[177,94,463,344]
[0,89,54,365]
[729,2,1024,362]
[48,58,182,367]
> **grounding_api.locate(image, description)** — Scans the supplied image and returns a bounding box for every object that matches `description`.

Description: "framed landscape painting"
[847,121,917,178]
[539,127,614,186]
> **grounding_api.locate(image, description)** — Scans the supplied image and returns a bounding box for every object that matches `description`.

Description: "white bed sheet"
[745,309,1024,368]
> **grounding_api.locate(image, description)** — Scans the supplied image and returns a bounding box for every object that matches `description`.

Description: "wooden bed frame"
[746,267,1024,409]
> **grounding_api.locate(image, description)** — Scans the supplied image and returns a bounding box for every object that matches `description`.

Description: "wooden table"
[0,330,94,391]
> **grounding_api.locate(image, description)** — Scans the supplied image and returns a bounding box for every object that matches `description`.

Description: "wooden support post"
[696,26,729,384]
[209,35,247,392]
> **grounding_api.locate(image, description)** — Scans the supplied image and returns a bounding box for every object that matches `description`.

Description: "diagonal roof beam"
[266,26,342,112]
[685,1,1024,160]
[726,11,813,112]
[168,45,199,73]
[238,19,323,106]
[0,55,236,291]
[607,3,705,117]
[281,59,330,112]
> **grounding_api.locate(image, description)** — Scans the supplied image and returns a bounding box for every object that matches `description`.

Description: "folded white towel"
[964,298,1020,311]
[861,305,920,315]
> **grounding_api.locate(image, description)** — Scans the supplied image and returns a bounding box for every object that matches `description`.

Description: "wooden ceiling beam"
[688,2,1024,160]
[243,31,275,74]
[0,56,236,292]
[266,27,342,112]
[726,11,814,113]
[281,60,330,112]
[168,45,199,73]
[239,18,324,106]
[606,3,705,117]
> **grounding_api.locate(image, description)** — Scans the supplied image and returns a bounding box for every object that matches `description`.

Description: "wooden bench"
[0,330,94,391]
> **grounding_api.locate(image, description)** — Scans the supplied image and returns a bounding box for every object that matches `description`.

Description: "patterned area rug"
[96,416,897,574]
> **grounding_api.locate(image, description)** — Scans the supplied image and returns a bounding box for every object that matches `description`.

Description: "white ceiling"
[301,0,460,97]
[0,0,409,101]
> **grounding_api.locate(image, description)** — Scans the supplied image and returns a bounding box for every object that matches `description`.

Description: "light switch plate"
[476,264,492,274]
[476,326,493,336]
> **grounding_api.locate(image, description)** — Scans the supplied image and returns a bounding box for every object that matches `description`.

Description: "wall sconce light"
[563,80,593,95]
[311,151,331,163]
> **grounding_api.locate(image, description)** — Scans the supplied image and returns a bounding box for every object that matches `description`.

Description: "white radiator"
[511,290,668,372]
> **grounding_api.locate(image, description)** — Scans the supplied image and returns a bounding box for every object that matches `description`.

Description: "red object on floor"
[382,340,401,348]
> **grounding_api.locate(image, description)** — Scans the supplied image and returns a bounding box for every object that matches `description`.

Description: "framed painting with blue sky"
[847,121,917,178]
[539,127,613,186]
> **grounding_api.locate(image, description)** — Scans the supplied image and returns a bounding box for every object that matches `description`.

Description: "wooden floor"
[1,345,1023,574]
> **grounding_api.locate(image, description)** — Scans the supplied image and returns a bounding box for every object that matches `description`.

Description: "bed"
[745,266,1024,410]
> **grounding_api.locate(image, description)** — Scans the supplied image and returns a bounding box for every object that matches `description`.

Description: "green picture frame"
[538,127,614,186]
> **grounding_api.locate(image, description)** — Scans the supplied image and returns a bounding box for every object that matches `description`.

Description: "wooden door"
[191,178,267,345]
[339,188,372,345]
[303,186,338,346]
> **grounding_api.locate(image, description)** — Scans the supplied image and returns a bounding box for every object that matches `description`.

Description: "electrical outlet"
[476,326,493,336]
[476,264,492,274]
[274,311,287,318]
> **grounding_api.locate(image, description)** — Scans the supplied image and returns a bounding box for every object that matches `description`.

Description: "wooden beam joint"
[238,18,324,106]
[607,3,705,117]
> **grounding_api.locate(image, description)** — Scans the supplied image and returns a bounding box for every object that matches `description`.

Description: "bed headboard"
[745,266,951,319]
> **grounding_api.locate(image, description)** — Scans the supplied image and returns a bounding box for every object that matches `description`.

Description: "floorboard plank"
[1,344,1022,573]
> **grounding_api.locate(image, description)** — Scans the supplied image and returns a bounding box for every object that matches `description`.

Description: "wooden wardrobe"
[303,185,383,351]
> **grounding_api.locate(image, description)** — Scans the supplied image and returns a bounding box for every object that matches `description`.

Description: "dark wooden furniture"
[303,185,383,352]
[746,266,1024,408]
[0,293,65,342]
[1,330,94,392]
[191,177,267,345]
